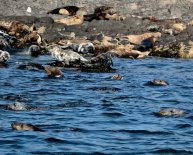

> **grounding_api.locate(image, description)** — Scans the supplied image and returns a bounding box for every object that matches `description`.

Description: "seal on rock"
[47,6,80,16]
[48,44,88,66]
[54,8,87,25]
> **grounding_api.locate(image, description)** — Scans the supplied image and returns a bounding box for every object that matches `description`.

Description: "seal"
[155,108,185,117]
[6,102,40,111]
[54,8,87,25]
[69,42,95,54]
[0,50,10,64]
[48,44,88,65]
[44,66,63,77]
[84,6,125,21]
[122,32,161,45]
[11,122,44,131]
[47,6,80,16]
[144,79,169,86]
[112,74,123,80]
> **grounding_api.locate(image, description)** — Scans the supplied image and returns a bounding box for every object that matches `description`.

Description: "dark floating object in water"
[111,74,123,80]
[11,122,45,132]
[144,79,169,86]
[44,66,63,78]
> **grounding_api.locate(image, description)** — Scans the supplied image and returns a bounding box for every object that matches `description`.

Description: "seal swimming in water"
[155,108,185,117]
[0,50,10,64]
[144,79,169,86]
[11,122,44,131]
[44,66,63,77]
[111,74,123,80]
[6,102,41,111]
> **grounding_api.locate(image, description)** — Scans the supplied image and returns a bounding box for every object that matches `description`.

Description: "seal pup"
[11,122,44,132]
[44,66,63,77]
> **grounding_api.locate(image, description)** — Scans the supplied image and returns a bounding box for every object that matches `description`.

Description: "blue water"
[1,54,193,154]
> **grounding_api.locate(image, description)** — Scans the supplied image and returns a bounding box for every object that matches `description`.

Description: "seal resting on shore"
[54,8,87,25]
[48,44,88,66]
[11,122,44,131]
[0,20,30,37]
[122,32,161,45]
[84,6,125,21]
[47,6,80,16]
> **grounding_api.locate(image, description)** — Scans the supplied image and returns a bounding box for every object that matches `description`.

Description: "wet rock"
[150,42,193,58]
[81,52,113,71]
[11,122,44,132]
[155,108,185,117]
[144,79,169,86]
